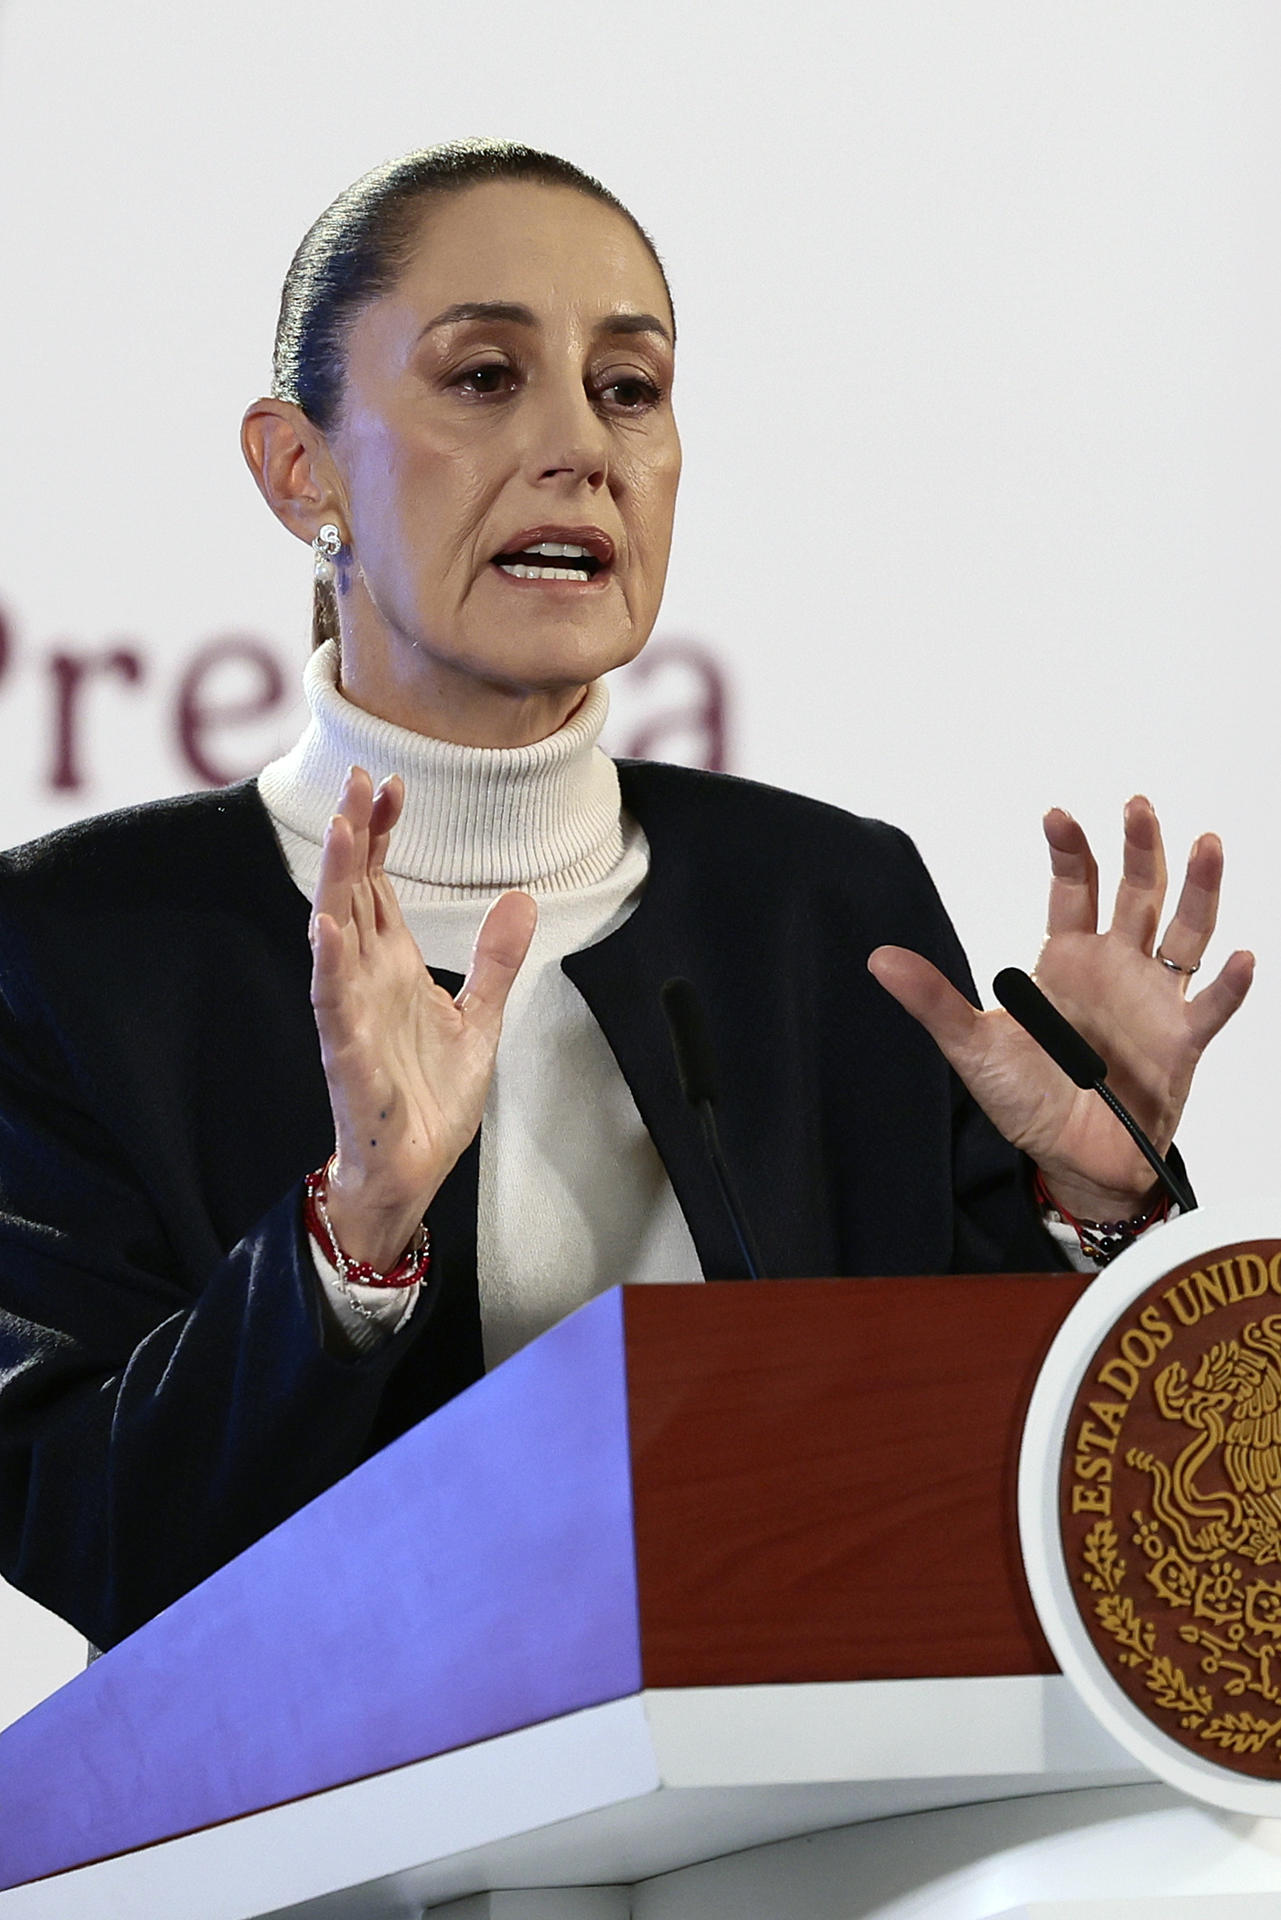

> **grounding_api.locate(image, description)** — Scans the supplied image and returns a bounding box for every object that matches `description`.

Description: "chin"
[483,619,646,690]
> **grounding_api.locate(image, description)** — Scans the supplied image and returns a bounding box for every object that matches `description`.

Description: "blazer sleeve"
[0,970,435,1651]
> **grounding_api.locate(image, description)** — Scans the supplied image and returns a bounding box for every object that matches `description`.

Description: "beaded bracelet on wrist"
[1034,1169,1169,1267]
[304,1162,431,1321]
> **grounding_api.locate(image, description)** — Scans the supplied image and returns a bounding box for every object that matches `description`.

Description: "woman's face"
[326,179,681,745]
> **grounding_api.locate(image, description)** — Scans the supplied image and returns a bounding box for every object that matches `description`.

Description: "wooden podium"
[0,1276,1253,1919]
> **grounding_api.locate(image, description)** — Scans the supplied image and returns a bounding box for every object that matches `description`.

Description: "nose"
[525,373,610,491]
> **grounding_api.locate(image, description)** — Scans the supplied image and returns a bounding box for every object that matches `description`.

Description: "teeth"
[528,541,591,558]
[498,563,591,582]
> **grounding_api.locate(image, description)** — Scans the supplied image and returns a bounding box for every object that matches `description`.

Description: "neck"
[258,643,625,895]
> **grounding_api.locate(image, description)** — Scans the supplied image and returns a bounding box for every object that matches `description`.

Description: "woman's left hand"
[868,796,1255,1221]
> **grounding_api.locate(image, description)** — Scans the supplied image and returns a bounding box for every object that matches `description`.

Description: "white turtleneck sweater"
[257,643,703,1365]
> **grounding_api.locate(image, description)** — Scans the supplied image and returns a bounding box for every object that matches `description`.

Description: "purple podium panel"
[0,1287,641,1891]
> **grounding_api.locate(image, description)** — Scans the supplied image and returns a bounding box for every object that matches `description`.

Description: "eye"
[596,374,663,413]
[452,360,518,398]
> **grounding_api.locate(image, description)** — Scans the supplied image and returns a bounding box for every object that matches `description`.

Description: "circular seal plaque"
[1021,1202,1281,1814]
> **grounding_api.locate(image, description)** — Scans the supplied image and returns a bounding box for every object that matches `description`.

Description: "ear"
[241,398,346,546]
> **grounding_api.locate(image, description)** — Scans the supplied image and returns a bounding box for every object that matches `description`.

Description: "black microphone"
[660,977,766,1279]
[992,966,1197,1214]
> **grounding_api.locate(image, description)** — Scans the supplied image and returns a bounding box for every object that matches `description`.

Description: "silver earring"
[312,523,344,588]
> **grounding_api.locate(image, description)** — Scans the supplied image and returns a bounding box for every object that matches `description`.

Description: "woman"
[0,143,1252,1651]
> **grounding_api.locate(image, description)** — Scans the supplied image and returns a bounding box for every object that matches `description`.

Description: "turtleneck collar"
[257,642,626,898]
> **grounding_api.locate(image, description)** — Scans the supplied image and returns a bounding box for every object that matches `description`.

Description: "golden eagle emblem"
[1130,1315,1281,1568]
[1061,1244,1281,1778]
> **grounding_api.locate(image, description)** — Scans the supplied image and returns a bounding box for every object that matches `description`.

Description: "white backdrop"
[0,0,1277,1726]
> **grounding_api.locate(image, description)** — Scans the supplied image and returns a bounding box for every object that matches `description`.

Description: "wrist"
[1034,1168,1169,1268]
[1034,1168,1161,1225]
[323,1156,436,1273]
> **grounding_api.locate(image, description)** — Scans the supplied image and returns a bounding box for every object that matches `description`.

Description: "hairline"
[274,173,677,422]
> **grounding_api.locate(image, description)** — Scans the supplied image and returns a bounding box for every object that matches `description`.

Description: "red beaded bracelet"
[1034,1169,1169,1267]
[304,1161,431,1292]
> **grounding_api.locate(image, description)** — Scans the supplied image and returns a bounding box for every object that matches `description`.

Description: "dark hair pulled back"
[271,140,673,648]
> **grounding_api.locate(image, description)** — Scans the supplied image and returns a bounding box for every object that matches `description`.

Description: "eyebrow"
[420,301,672,344]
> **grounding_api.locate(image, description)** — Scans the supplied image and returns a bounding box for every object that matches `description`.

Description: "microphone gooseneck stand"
[660,976,766,1280]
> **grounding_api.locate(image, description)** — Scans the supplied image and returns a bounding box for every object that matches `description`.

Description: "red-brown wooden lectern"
[0,1277,1166,1920]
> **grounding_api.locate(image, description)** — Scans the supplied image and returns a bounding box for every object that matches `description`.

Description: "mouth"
[490,527,615,586]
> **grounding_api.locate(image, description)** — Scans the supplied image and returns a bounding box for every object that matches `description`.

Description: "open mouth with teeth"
[493,541,605,583]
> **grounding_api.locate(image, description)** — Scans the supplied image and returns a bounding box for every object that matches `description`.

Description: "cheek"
[627,443,681,564]
[347,427,492,576]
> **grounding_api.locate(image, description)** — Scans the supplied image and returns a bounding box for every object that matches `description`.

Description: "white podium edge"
[0,1673,1147,1920]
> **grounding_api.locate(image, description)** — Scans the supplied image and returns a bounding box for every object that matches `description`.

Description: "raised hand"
[868,797,1254,1222]
[310,766,536,1270]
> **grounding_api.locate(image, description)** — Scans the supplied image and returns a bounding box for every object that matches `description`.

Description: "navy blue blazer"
[0,765,1059,1647]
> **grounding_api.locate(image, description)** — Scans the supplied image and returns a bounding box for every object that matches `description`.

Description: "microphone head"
[992,967,1106,1090]
[660,976,719,1108]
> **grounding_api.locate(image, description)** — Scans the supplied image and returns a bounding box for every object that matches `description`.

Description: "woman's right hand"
[309,765,536,1271]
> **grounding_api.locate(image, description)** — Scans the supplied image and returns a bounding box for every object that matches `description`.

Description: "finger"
[1111,794,1167,950]
[339,765,375,885]
[348,881,376,948]
[366,776,406,936]
[334,767,382,943]
[368,775,404,877]
[312,812,356,932]
[456,892,538,1029]
[1156,831,1223,974]
[867,945,984,1065]
[308,910,357,1030]
[1187,948,1255,1050]
[1044,808,1100,936]
[368,866,410,942]
[872,946,1087,1167]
